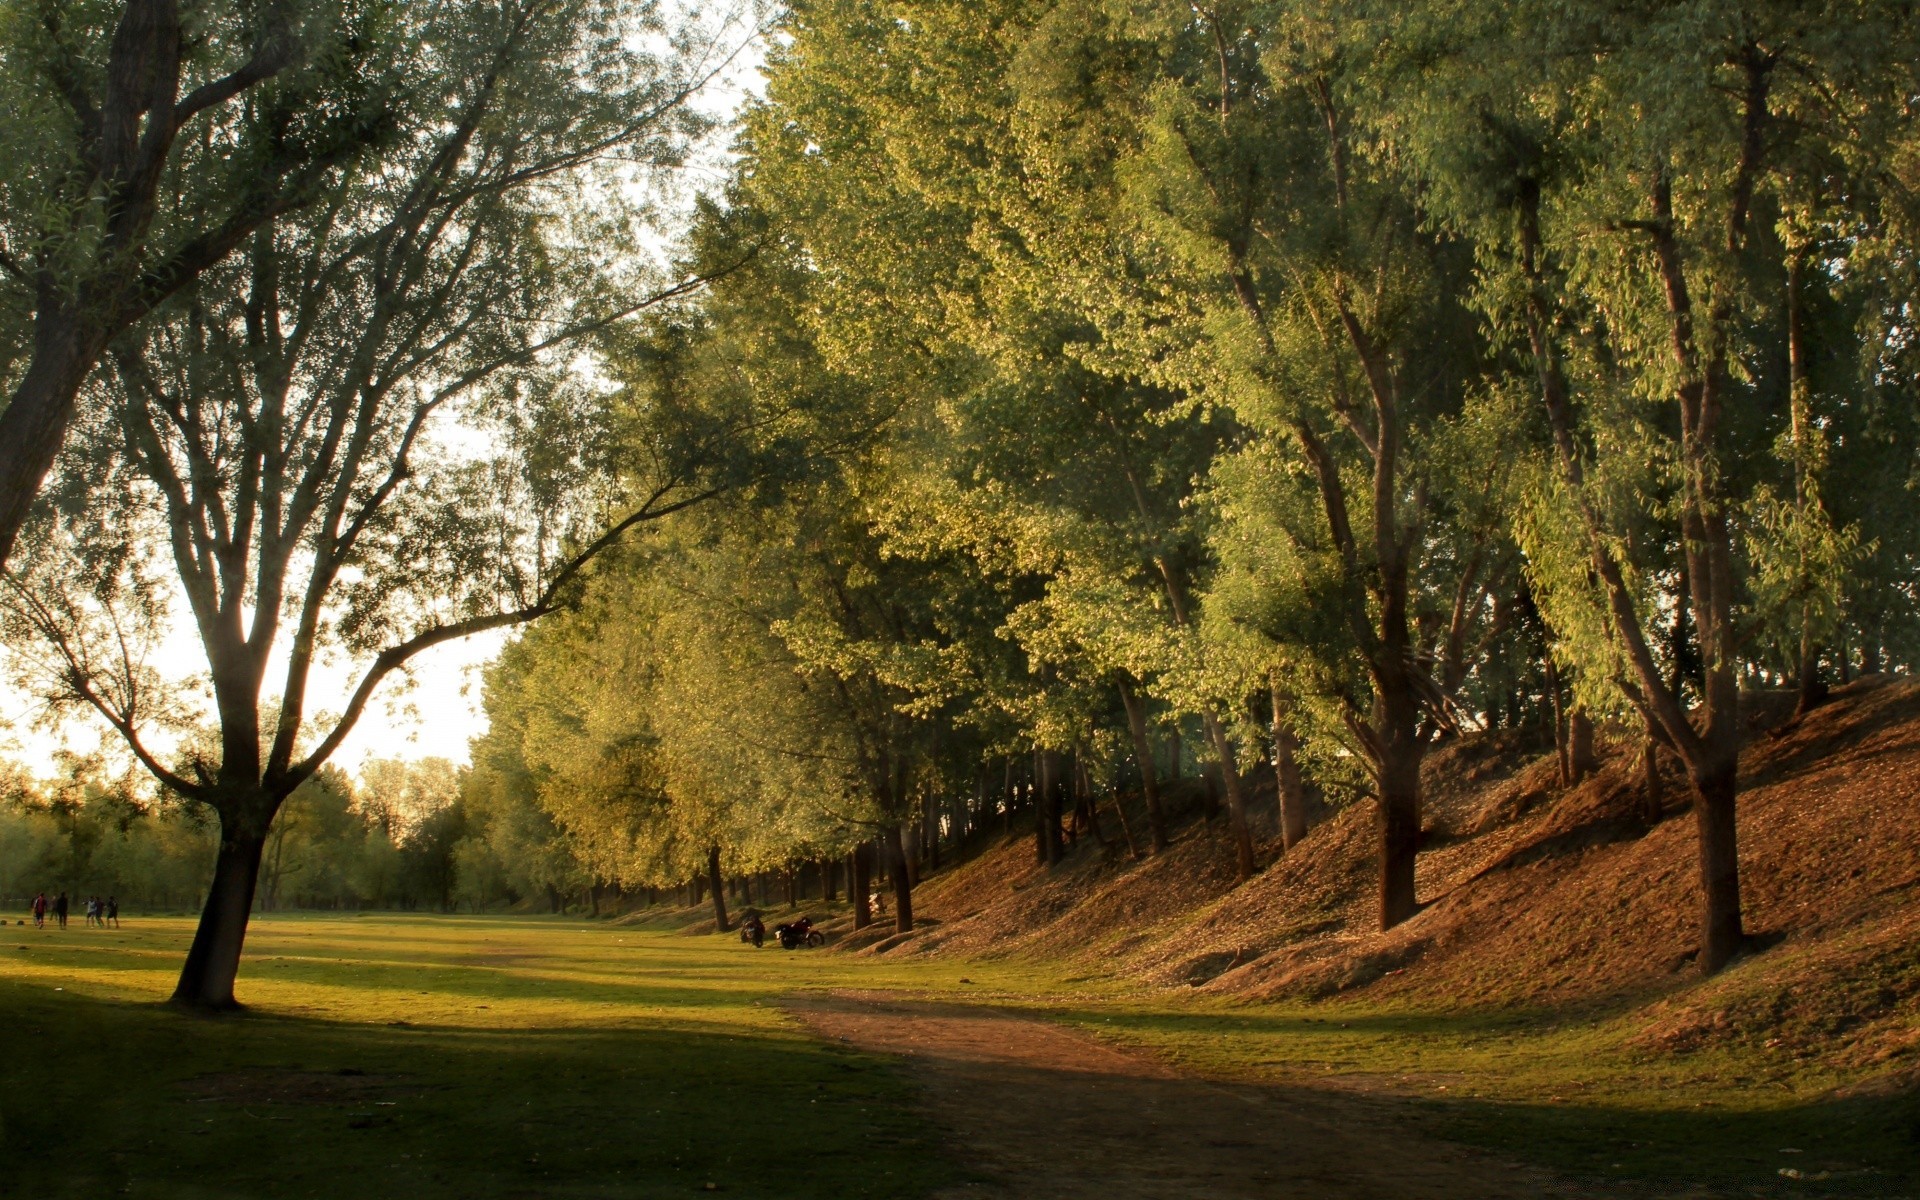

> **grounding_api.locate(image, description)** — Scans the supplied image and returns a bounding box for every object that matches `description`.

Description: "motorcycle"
[773,915,826,949]
[739,914,765,947]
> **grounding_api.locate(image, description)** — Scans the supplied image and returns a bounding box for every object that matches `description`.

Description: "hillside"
[855,677,1920,1086]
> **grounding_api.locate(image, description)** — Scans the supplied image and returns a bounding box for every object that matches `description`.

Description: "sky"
[0,9,768,785]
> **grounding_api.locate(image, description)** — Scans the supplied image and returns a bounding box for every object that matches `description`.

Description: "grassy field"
[2,910,1916,1198]
[0,910,1043,1200]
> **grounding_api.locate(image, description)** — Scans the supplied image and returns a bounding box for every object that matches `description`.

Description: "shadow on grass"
[0,976,962,1200]
[1033,1002,1920,1197]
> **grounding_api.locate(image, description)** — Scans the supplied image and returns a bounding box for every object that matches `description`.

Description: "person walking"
[53,891,68,930]
[106,896,119,928]
[31,892,45,929]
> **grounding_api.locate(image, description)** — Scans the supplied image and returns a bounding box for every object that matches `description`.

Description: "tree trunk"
[1036,750,1064,865]
[851,844,873,930]
[784,864,797,910]
[171,818,269,1010]
[923,791,941,872]
[1786,250,1828,719]
[0,311,106,568]
[821,857,837,902]
[1377,741,1421,930]
[1690,758,1745,973]
[884,823,914,933]
[1544,654,1570,785]
[1567,706,1597,783]
[706,846,730,932]
[1118,677,1168,852]
[1640,733,1666,827]
[1271,679,1308,851]
[1204,714,1256,880]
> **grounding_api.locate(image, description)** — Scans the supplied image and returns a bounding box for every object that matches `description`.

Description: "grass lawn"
[0,910,1036,1200]
[4,908,1916,1198]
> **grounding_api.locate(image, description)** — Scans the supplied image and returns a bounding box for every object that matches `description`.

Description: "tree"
[2,0,753,1008]
[0,0,398,565]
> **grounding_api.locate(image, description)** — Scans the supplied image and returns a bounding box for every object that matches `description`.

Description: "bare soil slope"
[876,677,1920,1076]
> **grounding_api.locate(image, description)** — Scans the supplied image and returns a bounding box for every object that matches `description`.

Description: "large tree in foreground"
[0,0,396,567]
[2,0,755,1009]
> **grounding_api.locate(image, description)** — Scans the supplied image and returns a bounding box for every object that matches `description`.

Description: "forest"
[2,0,1919,1020]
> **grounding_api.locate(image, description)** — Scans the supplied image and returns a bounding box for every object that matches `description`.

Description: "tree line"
[2,0,1917,1005]
[0,753,599,915]
[474,0,1920,971]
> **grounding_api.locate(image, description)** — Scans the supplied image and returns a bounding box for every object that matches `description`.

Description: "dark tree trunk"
[884,824,914,933]
[1544,654,1571,784]
[1204,715,1256,880]
[1074,757,1109,850]
[171,817,269,1010]
[821,857,837,902]
[1271,679,1308,851]
[1035,750,1064,865]
[1118,677,1168,852]
[1373,657,1426,930]
[851,844,873,930]
[1377,743,1421,930]
[1691,759,1745,973]
[1786,251,1828,720]
[1568,707,1597,783]
[706,846,730,932]
[926,792,942,872]
[1640,733,1666,827]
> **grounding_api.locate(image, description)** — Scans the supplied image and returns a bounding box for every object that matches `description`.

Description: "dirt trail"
[787,990,1637,1200]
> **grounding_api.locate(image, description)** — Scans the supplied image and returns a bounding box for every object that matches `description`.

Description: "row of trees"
[0,753,580,914]
[5,0,1919,1004]
[475,0,1920,975]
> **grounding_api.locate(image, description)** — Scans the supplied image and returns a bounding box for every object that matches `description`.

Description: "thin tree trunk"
[171,817,269,1010]
[1204,714,1256,880]
[884,823,914,933]
[1271,678,1308,851]
[706,846,730,932]
[1075,755,1110,850]
[1640,732,1666,827]
[1118,677,1168,852]
[1544,654,1570,785]
[851,844,872,930]
[821,857,837,902]
[1568,706,1596,783]
[1787,250,1827,718]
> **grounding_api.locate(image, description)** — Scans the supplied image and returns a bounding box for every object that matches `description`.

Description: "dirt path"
[786,990,1636,1200]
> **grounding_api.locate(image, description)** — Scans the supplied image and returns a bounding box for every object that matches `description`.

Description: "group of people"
[28,892,117,930]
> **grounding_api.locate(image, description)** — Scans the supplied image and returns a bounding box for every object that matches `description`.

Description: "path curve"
[785,990,1630,1200]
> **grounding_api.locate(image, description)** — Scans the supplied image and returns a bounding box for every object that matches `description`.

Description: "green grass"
[1043,996,1920,1196]
[0,911,1020,1200]
[3,910,1917,1198]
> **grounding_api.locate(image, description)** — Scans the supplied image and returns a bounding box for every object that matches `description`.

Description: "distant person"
[54,891,68,929]
[85,897,99,927]
[106,897,119,928]
[31,892,46,929]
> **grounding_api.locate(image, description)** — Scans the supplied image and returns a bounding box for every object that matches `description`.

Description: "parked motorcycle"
[739,914,765,948]
[773,915,825,949]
